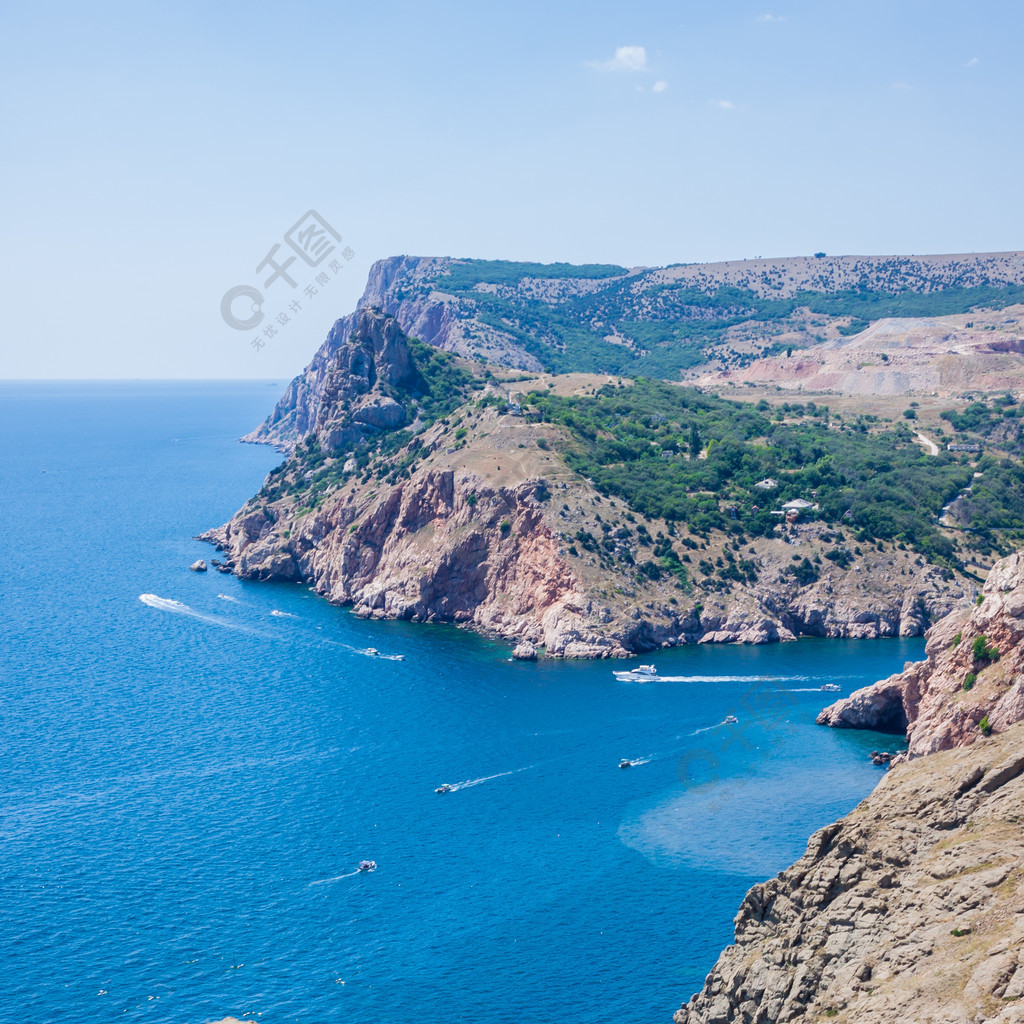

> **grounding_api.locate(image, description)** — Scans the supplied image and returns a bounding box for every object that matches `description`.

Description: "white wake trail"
[139,594,267,637]
[447,765,534,791]
[308,869,363,886]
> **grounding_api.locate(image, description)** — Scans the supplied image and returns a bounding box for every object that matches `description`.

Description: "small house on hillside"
[781,498,817,511]
[754,477,778,490]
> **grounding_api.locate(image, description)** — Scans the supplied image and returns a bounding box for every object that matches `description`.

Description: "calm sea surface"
[0,381,921,1024]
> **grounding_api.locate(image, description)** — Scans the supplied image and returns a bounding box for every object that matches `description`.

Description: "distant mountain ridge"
[248,251,1024,448]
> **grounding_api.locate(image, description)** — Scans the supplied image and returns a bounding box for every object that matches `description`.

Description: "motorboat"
[619,759,632,769]
[724,715,738,724]
[435,783,453,794]
[613,664,658,681]
[820,683,841,692]
[357,860,377,872]
[365,647,404,661]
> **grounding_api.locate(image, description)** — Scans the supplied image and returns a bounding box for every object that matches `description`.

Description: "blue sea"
[0,381,921,1024]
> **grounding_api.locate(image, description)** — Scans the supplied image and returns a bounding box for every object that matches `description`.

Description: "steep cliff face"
[673,724,1024,1024]
[205,468,628,657]
[212,309,974,657]
[245,256,539,448]
[818,551,1024,756]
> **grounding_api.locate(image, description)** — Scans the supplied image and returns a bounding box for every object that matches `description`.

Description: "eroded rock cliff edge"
[673,724,1024,1024]
[818,551,1024,757]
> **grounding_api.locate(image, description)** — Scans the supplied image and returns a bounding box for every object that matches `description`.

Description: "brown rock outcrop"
[206,469,628,657]
[673,723,1024,1024]
[818,551,1024,755]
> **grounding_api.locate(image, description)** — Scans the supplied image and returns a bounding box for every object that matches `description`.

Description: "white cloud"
[965,56,979,67]
[653,80,669,93]
[757,13,785,22]
[588,45,648,73]
[709,99,735,109]
[891,81,914,91]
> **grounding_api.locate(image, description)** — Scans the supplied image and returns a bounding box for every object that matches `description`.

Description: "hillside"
[698,304,1024,395]
[246,251,1024,450]
[202,308,1024,657]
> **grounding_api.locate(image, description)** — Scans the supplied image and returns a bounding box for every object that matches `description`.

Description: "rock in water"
[189,559,207,572]
[512,642,538,661]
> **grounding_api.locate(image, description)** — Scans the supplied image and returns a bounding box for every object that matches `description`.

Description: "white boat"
[365,647,404,661]
[619,759,632,769]
[724,715,738,724]
[357,860,377,872]
[820,683,841,692]
[613,664,658,681]
[435,783,452,794]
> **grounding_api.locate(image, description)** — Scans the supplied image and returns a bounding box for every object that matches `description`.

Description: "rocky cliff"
[818,551,1024,757]
[244,251,1024,449]
[208,308,972,657]
[673,723,1024,1024]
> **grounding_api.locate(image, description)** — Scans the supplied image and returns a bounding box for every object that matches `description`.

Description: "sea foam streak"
[270,609,297,618]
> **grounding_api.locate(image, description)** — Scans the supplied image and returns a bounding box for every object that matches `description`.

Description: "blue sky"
[2,0,1021,378]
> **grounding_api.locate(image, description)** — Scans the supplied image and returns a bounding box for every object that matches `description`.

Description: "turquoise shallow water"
[0,381,921,1024]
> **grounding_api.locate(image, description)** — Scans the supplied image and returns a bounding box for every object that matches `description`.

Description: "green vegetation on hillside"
[528,379,990,564]
[426,260,1024,379]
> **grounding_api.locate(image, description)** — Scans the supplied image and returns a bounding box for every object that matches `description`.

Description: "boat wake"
[216,594,240,603]
[690,723,724,736]
[139,594,266,636]
[652,674,856,684]
[270,609,297,618]
[308,869,363,886]
[444,766,534,792]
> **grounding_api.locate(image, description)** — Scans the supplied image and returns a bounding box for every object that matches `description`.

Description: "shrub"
[963,672,977,691]
[980,715,992,736]
[952,631,962,647]
[466,492,478,507]
[972,635,1000,663]
[499,519,512,535]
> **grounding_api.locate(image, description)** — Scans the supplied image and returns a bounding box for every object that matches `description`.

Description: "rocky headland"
[205,307,972,658]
